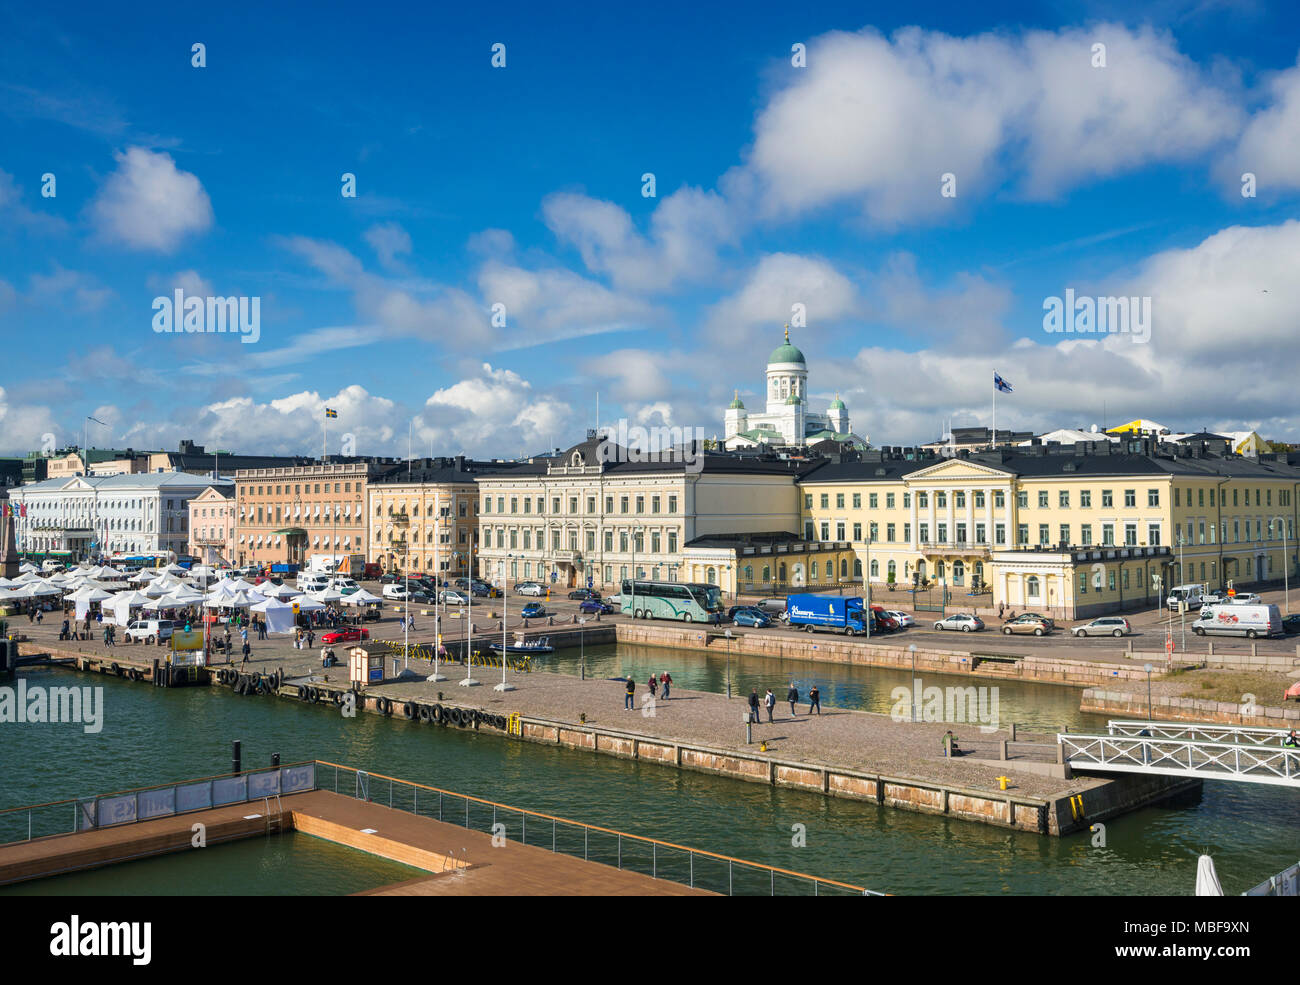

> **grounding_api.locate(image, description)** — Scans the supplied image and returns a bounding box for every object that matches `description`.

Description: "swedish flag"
[325,407,338,419]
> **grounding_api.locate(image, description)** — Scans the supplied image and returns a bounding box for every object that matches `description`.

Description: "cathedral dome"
[768,326,806,366]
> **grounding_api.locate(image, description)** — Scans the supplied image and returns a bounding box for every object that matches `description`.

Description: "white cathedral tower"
[722,327,865,449]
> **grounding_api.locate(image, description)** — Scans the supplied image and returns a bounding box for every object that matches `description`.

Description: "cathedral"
[723,328,865,450]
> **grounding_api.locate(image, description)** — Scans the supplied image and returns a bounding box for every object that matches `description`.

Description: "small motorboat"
[489,636,554,654]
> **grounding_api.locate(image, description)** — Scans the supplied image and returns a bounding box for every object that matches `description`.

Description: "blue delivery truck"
[786,594,870,635]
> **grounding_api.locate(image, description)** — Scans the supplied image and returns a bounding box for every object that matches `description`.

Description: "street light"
[724,627,733,699]
[429,494,446,682]
[909,643,918,722]
[579,616,587,681]
[495,556,515,691]
[459,539,479,687]
[1144,662,1154,722]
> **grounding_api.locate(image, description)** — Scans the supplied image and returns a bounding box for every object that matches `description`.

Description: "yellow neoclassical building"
[798,436,1300,619]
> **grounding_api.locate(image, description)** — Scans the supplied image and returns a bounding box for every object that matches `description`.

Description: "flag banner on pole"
[994,372,1013,393]
[325,407,338,419]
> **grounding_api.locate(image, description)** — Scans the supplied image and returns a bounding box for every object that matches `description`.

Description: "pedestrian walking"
[808,686,821,715]
[27,607,34,623]
[35,609,42,625]
[764,688,776,723]
[240,640,251,668]
[660,671,671,700]
[624,677,635,710]
[787,683,800,715]
[647,674,657,698]
[748,688,760,723]
[224,629,231,655]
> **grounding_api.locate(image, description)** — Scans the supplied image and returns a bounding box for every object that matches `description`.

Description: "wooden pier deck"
[0,790,708,895]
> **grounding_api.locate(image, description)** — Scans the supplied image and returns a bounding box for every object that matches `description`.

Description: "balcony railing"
[917,541,990,556]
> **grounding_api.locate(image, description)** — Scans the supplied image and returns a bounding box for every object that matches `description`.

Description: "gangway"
[1106,720,1298,747]
[1058,725,1300,788]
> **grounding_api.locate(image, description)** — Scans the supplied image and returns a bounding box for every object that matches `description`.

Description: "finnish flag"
[994,373,1013,393]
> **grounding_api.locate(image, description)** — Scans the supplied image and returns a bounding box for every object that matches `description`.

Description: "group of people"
[623,672,674,709]
[749,684,821,722]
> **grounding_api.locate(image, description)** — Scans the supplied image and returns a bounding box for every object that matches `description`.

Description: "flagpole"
[992,370,996,449]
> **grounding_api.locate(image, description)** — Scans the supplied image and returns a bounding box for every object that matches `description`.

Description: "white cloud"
[704,253,859,350]
[148,269,213,299]
[543,186,737,292]
[423,363,573,454]
[1230,58,1300,193]
[364,222,413,271]
[0,386,60,455]
[28,266,113,312]
[90,147,213,251]
[743,24,1240,224]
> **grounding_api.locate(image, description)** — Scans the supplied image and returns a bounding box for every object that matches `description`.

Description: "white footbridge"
[1058,720,1300,788]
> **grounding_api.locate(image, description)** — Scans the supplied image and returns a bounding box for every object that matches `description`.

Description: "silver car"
[439,590,469,605]
[934,613,984,633]
[516,583,545,597]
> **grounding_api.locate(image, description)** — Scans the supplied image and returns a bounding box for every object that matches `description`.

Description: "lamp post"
[724,628,733,699]
[579,616,587,681]
[459,540,479,686]
[909,643,918,723]
[429,494,446,682]
[862,538,872,640]
[494,557,515,692]
[1144,662,1154,722]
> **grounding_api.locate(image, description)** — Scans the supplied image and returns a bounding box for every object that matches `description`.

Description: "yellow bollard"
[759,741,769,752]
[997,776,1009,791]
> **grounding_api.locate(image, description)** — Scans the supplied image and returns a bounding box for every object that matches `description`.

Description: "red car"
[321,627,369,645]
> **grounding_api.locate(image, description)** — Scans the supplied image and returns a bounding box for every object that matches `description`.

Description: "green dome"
[728,390,745,410]
[829,393,845,410]
[768,327,806,366]
[785,393,802,405]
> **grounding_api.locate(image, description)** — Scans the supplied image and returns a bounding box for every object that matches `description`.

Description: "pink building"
[188,485,236,565]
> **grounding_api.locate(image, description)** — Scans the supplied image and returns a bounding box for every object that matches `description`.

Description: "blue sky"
[2,0,1299,459]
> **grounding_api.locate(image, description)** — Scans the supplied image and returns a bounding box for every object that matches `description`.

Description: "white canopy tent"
[105,590,154,627]
[259,583,302,601]
[18,562,38,574]
[129,569,158,584]
[340,588,383,605]
[251,596,297,635]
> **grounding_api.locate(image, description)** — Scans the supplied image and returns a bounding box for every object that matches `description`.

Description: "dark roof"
[473,437,821,482]
[371,457,522,485]
[800,441,1300,484]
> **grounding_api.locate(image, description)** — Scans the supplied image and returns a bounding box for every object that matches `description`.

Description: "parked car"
[516,582,545,596]
[1227,593,1262,605]
[1283,614,1300,635]
[439,590,469,605]
[568,588,601,601]
[125,619,175,644]
[321,627,369,645]
[733,608,772,628]
[755,597,787,614]
[520,602,546,618]
[380,573,403,585]
[884,610,915,628]
[1072,616,1132,638]
[934,613,984,633]
[579,597,614,614]
[381,584,410,600]
[1002,614,1053,636]
[869,605,899,632]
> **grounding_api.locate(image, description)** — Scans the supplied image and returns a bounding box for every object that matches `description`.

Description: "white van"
[1166,584,1208,610]
[1192,604,1281,639]
[296,572,331,593]
[42,559,66,573]
[328,577,360,595]
[125,619,175,644]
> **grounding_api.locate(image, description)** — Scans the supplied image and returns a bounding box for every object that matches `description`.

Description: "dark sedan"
[520,602,547,619]
[732,608,772,628]
[579,598,614,614]
[568,588,601,601]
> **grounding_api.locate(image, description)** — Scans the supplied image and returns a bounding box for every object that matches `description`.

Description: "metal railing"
[0,761,317,847]
[1059,732,1300,787]
[315,761,882,896]
[1107,720,1298,747]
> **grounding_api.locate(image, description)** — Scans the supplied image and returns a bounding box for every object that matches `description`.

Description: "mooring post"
[232,739,242,776]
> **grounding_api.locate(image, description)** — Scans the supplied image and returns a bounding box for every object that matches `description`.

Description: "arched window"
[839,558,848,579]
[952,560,965,585]
[825,560,833,580]
[916,561,926,580]
[935,560,945,579]
[790,562,803,586]
[853,558,862,577]
[706,567,716,584]
[778,562,786,583]
[743,564,753,582]
[1026,575,1041,599]
[887,560,897,580]
[870,559,879,577]
[762,564,771,583]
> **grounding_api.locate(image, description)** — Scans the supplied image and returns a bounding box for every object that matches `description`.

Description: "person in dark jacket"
[808,686,821,715]
[624,677,635,710]
[748,688,760,723]
[764,688,776,722]
[787,683,800,715]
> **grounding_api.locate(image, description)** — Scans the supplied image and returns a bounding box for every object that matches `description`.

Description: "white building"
[724,328,863,449]
[11,472,234,561]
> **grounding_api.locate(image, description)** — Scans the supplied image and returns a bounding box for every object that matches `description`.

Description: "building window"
[1058,491,1069,508]
[836,522,846,540]
[955,492,965,509]
[820,522,830,540]
[1026,575,1040,599]
[919,523,929,543]
[975,522,986,544]
[974,492,984,509]
[869,522,878,543]
[886,494,895,509]
[668,496,678,514]
[853,522,862,541]
[870,559,879,578]
[820,494,829,509]
[903,493,911,508]
[804,494,812,509]
[995,523,1005,545]
[1017,491,1028,508]
[1148,489,1160,507]
[1059,524,1070,545]
[1102,523,1115,546]
[903,523,911,542]
[918,493,928,509]
[837,493,846,508]
[1125,523,1137,546]
[936,492,947,509]
[868,493,878,509]
[1124,489,1136,508]
[1017,524,1028,545]
[1101,490,1113,508]
[1147,523,1161,546]
[887,523,896,542]
[1038,524,1049,545]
